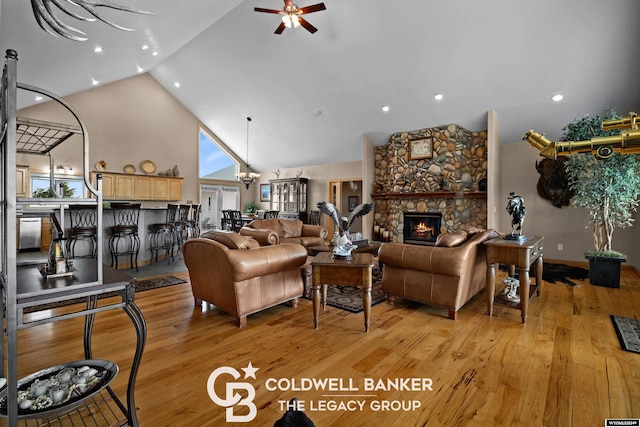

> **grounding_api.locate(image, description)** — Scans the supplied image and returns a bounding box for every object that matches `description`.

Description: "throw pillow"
[434,229,468,247]
[201,230,252,249]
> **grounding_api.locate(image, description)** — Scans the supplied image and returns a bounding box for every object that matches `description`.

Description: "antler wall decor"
[31,0,153,41]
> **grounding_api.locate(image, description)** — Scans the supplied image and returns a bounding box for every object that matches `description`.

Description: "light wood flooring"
[5,262,640,426]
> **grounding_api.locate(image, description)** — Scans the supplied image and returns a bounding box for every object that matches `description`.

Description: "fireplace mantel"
[371,191,486,200]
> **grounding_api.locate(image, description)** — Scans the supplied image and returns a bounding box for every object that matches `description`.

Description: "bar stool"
[109,203,141,270]
[148,204,178,264]
[66,204,98,258]
[174,204,192,253]
[187,204,201,238]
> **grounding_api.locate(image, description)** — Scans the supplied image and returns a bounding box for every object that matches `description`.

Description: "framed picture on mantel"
[409,137,433,160]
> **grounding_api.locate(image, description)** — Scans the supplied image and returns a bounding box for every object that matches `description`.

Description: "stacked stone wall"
[373,123,488,242]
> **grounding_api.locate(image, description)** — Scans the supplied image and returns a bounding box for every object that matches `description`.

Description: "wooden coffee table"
[311,252,375,332]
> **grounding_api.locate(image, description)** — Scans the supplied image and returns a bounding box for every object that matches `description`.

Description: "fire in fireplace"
[403,212,442,245]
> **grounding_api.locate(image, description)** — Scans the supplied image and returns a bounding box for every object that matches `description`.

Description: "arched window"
[199,127,238,180]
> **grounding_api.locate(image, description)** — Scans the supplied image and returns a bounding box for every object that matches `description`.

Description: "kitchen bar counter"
[49,206,176,267]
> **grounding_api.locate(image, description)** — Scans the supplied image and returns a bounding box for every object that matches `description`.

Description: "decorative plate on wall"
[140,160,156,174]
[95,160,108,171]
[123,164,136,174]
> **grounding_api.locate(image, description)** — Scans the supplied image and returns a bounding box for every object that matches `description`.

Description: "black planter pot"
[585,254,626,288]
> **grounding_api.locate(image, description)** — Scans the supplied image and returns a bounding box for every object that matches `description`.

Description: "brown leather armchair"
[182,230,308,327]
[240,218,327,250]
[379,227,499,320]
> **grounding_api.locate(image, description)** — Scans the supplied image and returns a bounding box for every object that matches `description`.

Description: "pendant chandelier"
[236,117,260,189]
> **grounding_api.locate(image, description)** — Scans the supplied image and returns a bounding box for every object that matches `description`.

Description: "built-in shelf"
[371,191,487,200]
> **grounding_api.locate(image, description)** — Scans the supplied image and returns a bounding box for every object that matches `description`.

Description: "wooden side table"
[484,235,544,323]
[311,252,375,332]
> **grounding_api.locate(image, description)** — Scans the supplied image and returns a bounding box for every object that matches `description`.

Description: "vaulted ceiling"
[2,0,639,171]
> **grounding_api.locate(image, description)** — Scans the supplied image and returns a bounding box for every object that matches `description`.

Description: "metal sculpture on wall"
[505,192,526,240]
[31,0,153,41]
[535,158,574,208]
[523,112,640,160]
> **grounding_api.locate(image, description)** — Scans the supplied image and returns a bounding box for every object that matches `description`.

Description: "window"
[31,173,84,198]
[199,127,238,180]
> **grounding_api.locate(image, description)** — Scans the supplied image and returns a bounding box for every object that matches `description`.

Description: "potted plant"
[562,109,640,287]
[244,201,258,215]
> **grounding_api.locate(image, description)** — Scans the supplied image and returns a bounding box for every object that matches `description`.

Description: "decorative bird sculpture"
[31,0,153,41]
[317,201,373,258]
[317,201,373,237]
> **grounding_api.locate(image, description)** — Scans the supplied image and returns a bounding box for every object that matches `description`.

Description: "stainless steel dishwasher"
[18,217,42,251]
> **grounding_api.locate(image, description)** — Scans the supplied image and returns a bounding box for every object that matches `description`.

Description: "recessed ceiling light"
[141,45,149,50]
[152,51,158,56]
[381,105,390,112]
[434,93,444,101]
[93,46,103,53]
[91,78,99,86]
[137,65,144,73]
[552,94,564,102]
[35,95,43,102]
[174,82,180,88]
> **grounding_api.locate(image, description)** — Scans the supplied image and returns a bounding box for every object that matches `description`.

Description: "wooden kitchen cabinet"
[92,172,182,201]
[16,165,29,197]
[40,216,51,252]
[134,176,153,200]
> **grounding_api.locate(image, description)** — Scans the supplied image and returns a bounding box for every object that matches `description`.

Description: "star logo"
[241,362,259,379]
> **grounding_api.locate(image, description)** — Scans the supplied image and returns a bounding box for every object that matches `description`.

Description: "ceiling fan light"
[282,14,301,28]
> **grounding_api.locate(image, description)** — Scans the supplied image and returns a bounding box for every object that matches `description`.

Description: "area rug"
[501,262,589,287]
[610,315,640,354]
[24,275,187,313]
[302,267,386,313]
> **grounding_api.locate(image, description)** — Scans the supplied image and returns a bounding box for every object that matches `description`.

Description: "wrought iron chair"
[175,204,192,252]
[187,204,201,238]
[221,210,233,231]
[109,203,141,270]
[230,210,244,232]
[67,204,98,258]
[308,210,321,225]
[148,204,178,264]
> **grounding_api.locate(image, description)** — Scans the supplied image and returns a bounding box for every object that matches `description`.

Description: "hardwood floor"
[5,263,640,426]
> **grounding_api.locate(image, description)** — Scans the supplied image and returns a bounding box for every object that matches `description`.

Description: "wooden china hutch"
[270,177,308,222]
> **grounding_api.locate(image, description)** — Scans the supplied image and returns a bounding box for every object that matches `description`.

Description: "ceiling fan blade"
[298,3,326,14]
[274,22,286,34]
[297,16,318,33]
[254,7,283,14]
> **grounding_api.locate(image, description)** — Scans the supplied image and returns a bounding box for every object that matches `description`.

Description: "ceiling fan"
[254,0,326,34]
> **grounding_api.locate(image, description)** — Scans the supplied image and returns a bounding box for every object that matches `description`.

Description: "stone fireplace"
[373,123,488,243]
[403,212,442,245]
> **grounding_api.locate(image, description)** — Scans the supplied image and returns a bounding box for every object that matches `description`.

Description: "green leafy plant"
[32,182,75,198]
[244,201,258,214]
[563,109,640,257]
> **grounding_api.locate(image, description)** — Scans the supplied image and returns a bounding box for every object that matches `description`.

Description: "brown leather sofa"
[240,218,327,250]
[182,230,308,327]
[379,227,500,320]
